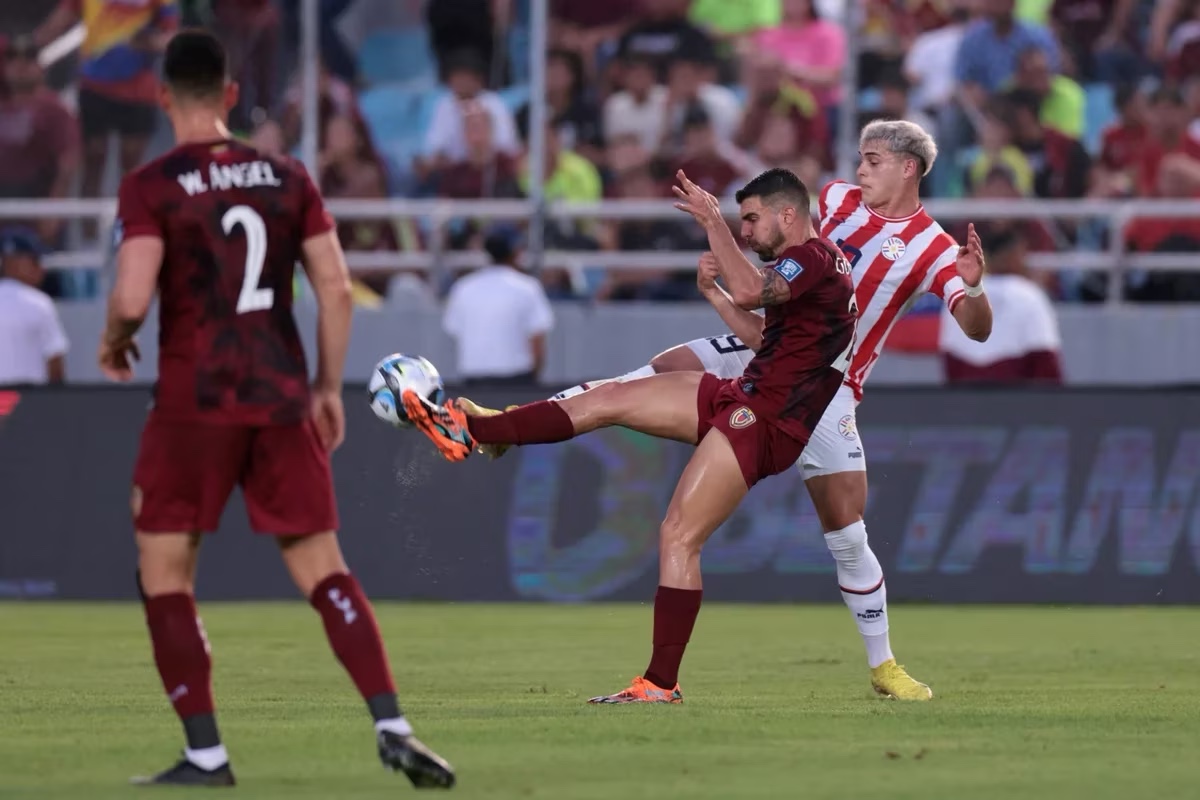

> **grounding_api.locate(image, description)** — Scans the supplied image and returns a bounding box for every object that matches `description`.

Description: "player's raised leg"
[468,335,752,460]
[401,370,705,461]
[248,420,455,788]
[589,428,750,703]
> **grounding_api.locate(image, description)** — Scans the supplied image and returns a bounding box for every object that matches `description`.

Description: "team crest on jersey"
[837,414,858,441]
[729,407,756,429]
[881,237,906,261]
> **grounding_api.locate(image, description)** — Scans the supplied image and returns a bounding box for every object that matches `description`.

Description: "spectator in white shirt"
[604,51,668,152]
[0,230,68,385]
[422,49,519,168]
[939,229,1063,384]
[443,227,554,386]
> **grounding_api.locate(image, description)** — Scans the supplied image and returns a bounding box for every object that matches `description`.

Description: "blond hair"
[859,120,938,177]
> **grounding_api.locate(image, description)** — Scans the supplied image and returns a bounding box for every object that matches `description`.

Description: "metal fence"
[6,195,1200,306]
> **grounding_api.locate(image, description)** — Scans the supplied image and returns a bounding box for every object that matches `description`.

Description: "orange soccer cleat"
[400,391,476,462]
[587,676,683,704]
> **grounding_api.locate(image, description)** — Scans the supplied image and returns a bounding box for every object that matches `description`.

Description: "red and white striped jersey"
[818,180,965,401]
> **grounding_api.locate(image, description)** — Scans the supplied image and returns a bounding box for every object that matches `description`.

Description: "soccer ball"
[368,354,445,428]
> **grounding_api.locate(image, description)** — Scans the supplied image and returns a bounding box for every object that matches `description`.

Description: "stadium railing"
[3,197,1199,306]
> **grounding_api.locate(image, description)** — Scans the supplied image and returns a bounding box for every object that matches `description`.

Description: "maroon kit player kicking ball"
[98,31,454,788]
[403,168,858,703]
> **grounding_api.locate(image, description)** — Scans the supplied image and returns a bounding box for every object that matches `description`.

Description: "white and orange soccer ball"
[368,354,445,428]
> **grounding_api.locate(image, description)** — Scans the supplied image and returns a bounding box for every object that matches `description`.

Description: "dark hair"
[442,48,488,83]
[1113,82,1141,112]
[483,226,520,264]
[547,48,584,97]
[163,29,227,99]
[1005,88,1043,118]
[735,168,810,213]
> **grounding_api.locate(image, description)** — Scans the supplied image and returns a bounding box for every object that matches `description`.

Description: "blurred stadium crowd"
[0,0,1197,309]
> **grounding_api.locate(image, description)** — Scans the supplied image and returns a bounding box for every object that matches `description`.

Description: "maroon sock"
[143,592,216,721]
[466,400,576,445]
[311,573,397,703]
[643,586,703,690]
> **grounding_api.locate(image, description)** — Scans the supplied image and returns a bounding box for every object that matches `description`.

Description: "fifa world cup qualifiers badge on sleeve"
[774,258,803,281]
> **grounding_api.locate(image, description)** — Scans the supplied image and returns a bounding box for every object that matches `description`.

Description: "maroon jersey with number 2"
[121,139,340,536]
[696,237,857,488]
[117,138,334,426]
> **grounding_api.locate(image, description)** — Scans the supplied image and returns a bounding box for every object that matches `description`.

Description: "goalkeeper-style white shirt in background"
[442,229,554,386]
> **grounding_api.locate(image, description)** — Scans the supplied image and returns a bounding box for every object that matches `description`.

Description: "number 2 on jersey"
[223,205,273,314]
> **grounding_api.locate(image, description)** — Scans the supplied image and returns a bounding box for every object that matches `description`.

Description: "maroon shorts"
[695,373,808,489]
[132,414,338,535]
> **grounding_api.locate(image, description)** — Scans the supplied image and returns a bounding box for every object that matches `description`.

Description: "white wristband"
[963,280,984,298]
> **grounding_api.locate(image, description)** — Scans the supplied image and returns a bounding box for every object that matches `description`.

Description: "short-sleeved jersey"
[116,139,335,426]
[818,180,966,401]
[736,237,857,443]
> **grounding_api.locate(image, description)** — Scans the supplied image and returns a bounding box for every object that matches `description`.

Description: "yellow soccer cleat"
[456,398,520,460]
[870,659,933,701]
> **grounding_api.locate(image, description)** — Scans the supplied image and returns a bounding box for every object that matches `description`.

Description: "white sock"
[185,745,229,771]
[550,364,656,401]
[375,717,413,737]
[825,521,894,669]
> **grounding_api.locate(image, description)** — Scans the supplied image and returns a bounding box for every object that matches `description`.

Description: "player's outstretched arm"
[300,231,354,390]
[951,223,993,342]
[697,253,765,350]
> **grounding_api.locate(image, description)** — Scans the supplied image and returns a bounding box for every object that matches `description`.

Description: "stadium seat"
[1083,83,1116,155]
[359,84,447,194]
[857,87,882,112]
[358,28,437,88]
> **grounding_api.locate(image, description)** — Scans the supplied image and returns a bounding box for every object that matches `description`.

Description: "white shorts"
[685,334,757,379]
[683,335,865,481]
[797,384,865,480]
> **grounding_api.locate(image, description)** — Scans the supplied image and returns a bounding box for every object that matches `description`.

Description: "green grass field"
[1,603,1198,800]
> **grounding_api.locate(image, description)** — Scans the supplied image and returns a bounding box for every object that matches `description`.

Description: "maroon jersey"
[737,238,857,443]
[116,139,334,425]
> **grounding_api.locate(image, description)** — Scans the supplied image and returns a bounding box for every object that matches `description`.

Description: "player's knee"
[278,531,347,597]
[658,509,704,557]
[649,346,701,374]
[136,533,200,595]
[582,381,627,425]
[824,520,868,568]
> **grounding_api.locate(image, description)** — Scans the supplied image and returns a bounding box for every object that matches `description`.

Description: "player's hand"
[672,170,724,229]
[98,337,140,382]
[956,222,986,289]
[311,387,346,453]
[697,251,721,294]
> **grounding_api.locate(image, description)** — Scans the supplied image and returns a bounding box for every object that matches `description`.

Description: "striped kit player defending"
[541,120,994,700]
